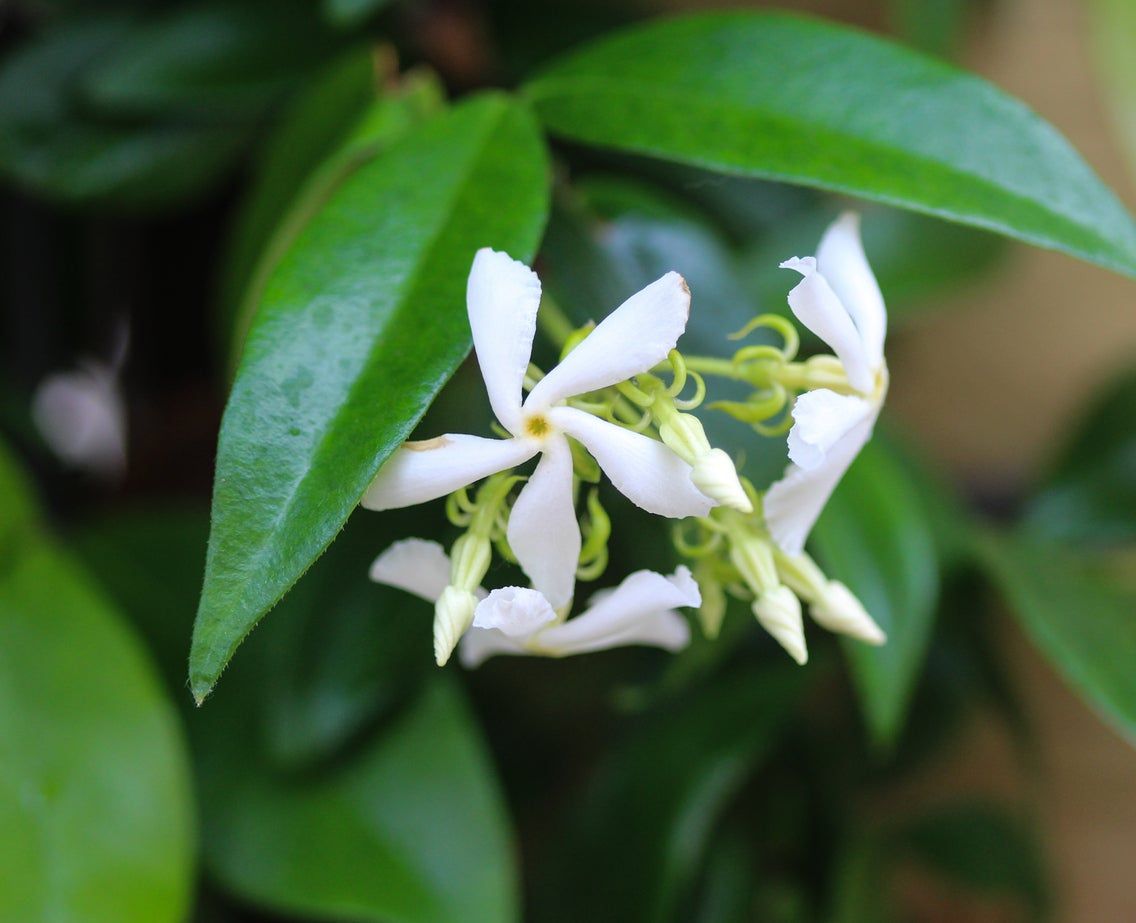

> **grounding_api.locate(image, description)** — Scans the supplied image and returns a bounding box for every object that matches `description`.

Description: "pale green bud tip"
[434,586,479,666]
[810,581,886,645]
[752,586,807,665]
[696,575,727,640]
[691,449,752,513]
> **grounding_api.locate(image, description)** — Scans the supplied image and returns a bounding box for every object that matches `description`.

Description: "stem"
[536,294,577,348]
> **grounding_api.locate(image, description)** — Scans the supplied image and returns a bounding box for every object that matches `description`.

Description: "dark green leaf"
[0,440,38,553]
[1025,366,1136,546]
[0,539,195,922]
[85,0,341,119]
[525,12,1136,278]
[0,19,247,208]
[324,0,394,29]
[196,674,517,923]
[892,799,1049,914]
[829,834,896,923]
[191,93,550,700]
[889,0,972,58]
[974,530,1136,739]
[810,440,941,746]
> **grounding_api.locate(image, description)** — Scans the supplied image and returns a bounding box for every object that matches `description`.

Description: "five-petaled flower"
[370,539,697,666]
[764,213,889,556]
[362,248,715,609]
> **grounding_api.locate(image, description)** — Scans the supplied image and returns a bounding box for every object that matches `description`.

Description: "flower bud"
[752,586,807,665]
[449,532,492,593]
[810,581,885,645]
[694,566,727,639]
[729,533,779,596]
[658,411,710,463]
[434,586,479,666]
[691,448,752,513]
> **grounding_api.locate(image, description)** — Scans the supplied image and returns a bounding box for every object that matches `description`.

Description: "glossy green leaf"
[974,531,1136,739]
[810,440,941,746]
[85,0,340,119]
[525,12,1136,278]
[225,63,446,362]
[191,93,550,700]
[0,540,195,923]
[196,674,517,923]
[0,19,247,208]
[548,668,800,922]
[1025,366,1136,546]
[893,799,1049,913]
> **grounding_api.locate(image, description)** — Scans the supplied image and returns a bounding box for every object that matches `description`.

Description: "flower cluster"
[364,212,889,668]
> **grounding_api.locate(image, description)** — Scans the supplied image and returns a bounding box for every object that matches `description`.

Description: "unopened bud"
[695,567,727,639]
[752,586,807,665]
[810,581,885,645]
[434,586,478,666]
[658,411,711,464]
[449,532,491,593]
[691,448,752,513]
[729,533,779,596]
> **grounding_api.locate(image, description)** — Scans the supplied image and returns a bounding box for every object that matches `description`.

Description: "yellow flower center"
[524,414,551,439]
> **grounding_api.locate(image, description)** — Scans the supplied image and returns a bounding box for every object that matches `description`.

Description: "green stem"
[537,294,577,349]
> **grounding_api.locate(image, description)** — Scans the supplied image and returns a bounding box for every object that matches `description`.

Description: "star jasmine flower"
[369,538,697,667]
[362,248,715,608]
[764,213,888,555]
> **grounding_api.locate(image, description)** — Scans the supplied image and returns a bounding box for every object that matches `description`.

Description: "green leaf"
[191,93,550,700]
[1025,366,1136,546]
[196,674,517,923]
[0,540,195,923]
[0,19,247,208]
[974,530,1136,739]
[892,799,1049,914]
[1090,0,1136,178]
[85,0,340,119]
[547,668,801,922]
[224,62,446,362]
[324,0,394,29]
[810,440,941,746]
[524,12,1136,278]
[0,440,38,552]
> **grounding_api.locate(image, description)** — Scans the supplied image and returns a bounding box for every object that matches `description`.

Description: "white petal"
[816,213,886,371]
[786,390,874,471]
[535,566,698,656]
[506,435,580,607]
[752,586,807,665]
[550,406,713,518]
[764,404,880,555]
[368,538,452,602]
[472,586,557,638]
[780,257,873,393]
[525,272,690,410]
[361,434,537,511]
[32,363,126,477]
[458,627,528,668]
[467,248,541,433]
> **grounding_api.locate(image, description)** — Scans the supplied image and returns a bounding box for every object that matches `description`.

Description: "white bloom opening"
[362,249,715,607]
[368,539,698,668]
[765,213,888,555]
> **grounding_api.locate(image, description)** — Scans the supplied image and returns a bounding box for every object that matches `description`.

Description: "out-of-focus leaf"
[549,667,801,922]
[974,530,1136,739]
[86,0,340,119]
[0,19,247,208]
[0,539,195,923]
[196,672,517,923]
[525,13,1136,278]
[0,439,38,551]
[1025,366,1136,546]
[810,440,941,747]
[889,0,971,58]
[190,93,549,701]
[324,0,393,29]
[892,799,1049,914]
[226,62,446,362]
[1091,0,1136,177]
[829,834,895,923]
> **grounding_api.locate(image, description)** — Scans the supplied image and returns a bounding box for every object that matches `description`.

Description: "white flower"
[32,360,127,479]
[764,213,888,555]
[369,538,697,667]
[362,248,715,607]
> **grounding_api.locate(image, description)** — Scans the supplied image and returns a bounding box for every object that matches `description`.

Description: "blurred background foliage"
[1,0,1134,921]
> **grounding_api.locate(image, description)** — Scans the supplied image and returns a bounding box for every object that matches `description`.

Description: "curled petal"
[473,586,557,638]
[536,566,698,656]
[780,257,873,393]
[507,435,580,607]
[467,249,541,433]
[764,405,880,556]
[786,389,874,471]
[458,628,527,668]
[361,434,537,511]
[752,586,807,665]
[525,272,690,410]
[369,538,453,603]
[816,213,886,372]
[550,406,714,518]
